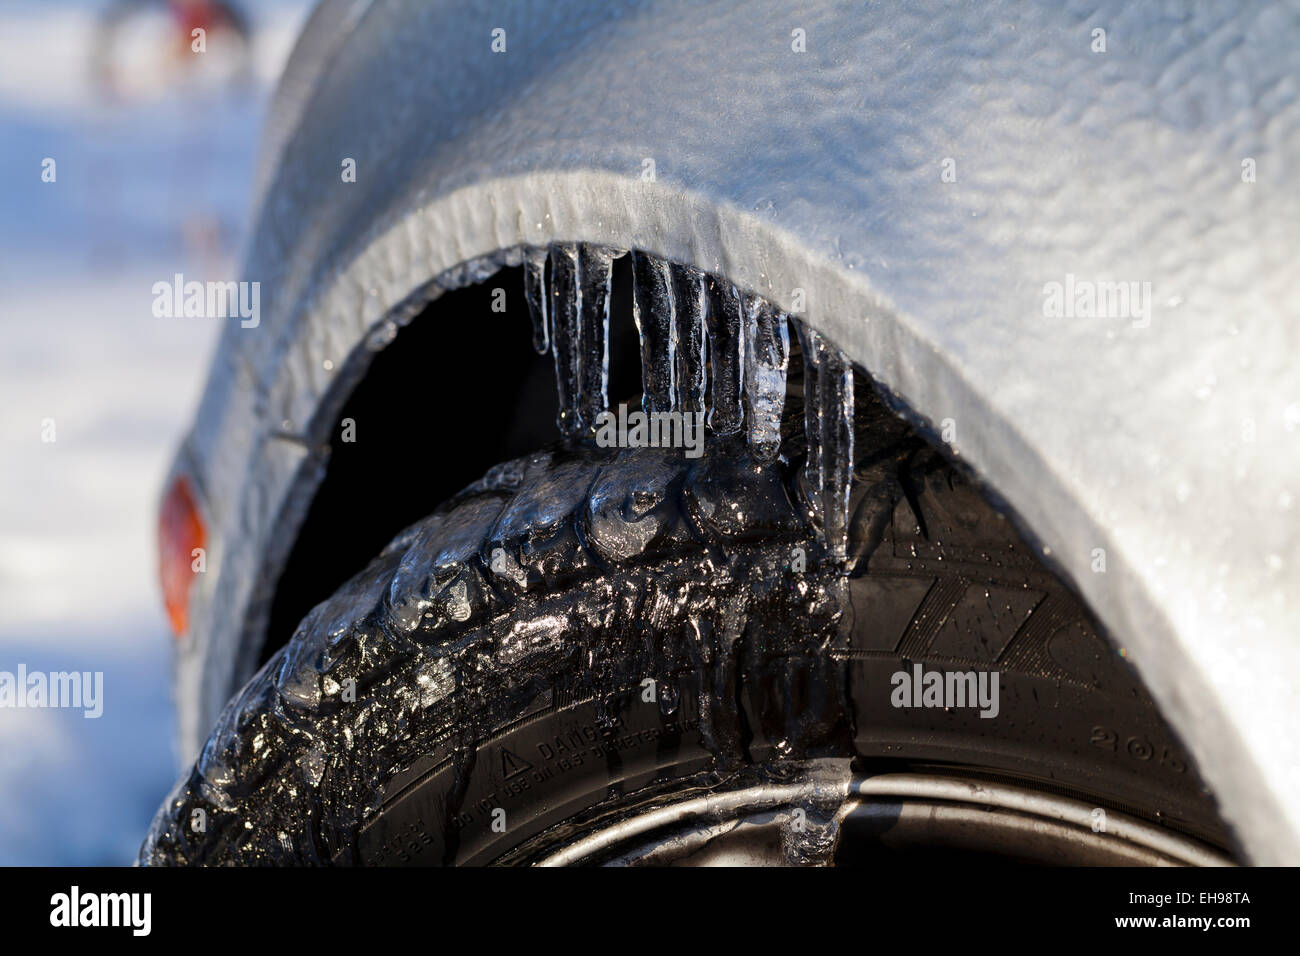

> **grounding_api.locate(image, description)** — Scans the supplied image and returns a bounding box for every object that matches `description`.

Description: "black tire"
[140,380,1233,865]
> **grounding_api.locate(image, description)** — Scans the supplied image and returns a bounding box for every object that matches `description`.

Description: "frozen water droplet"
[705,278,745,435]
[365,319,399,351]
[658,680,680,716]
[548,242,583,435]
[445,579,472,621]
[742,294,789,461]
[415,658,455,708]
[297,746,325,788]
[524,247,549,355]
[632,252,677,414]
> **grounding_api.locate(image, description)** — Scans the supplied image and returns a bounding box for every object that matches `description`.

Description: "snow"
[0,0,311,865]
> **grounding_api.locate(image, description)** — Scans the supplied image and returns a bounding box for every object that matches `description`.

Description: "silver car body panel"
[173,0,1300,863]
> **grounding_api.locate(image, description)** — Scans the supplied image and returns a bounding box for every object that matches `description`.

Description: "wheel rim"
[535,772,1233,867]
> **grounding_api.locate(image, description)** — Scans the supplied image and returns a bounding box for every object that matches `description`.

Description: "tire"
[140,378,1234,866]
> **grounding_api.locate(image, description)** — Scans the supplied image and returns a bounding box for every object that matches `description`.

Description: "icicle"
[742,294,789,461]
[577,245,616,429]
[523,248,549,355]
[672,265,708,417]
[822,353,854,564]
[799,325,854,564]
[548,242,582,435]
[705,278,744,436]
[819,339,854,564]
[799,321,824,499]
[631,252,677,414]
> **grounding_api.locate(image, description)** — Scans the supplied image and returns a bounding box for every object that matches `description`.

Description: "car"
[140,0,1300,866]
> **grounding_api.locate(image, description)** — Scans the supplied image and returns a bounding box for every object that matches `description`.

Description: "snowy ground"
[0,0,311,864]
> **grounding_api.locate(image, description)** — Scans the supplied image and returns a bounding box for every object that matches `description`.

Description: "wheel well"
[262,256,644,664]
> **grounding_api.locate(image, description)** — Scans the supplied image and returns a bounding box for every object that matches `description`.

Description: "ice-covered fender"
[175,0,1300,862]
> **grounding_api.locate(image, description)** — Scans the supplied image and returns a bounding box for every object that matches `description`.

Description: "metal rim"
[535,772,1234,867]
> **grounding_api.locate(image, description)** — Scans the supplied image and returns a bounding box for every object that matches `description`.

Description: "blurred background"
[0,0,311,864]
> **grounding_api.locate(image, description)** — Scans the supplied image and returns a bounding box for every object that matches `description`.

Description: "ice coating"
[523,247,549,356]
[779,759,854,866]
[671,264,708,417]
[631,251,677,415]
[139,425,858,866]
[741,293,789,462]
[548,242,582,434]
[704,277,744,436]
[577,246,616,430]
